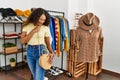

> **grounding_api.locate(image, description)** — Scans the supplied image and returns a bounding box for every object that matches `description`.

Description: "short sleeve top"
[22,23,50,45]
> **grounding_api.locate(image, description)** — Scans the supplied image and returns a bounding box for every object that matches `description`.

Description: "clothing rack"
[47,10,65,69]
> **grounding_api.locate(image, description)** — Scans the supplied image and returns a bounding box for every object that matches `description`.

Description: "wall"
[87,0,120,73]
[0,0,68,17]
[31,0,68,18]
[68,0,87,29]
[0,0,31,10]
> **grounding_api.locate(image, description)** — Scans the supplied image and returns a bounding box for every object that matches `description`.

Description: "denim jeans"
[27,45,46,80]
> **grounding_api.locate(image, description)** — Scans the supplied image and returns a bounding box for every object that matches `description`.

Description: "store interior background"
[0,0,120,74]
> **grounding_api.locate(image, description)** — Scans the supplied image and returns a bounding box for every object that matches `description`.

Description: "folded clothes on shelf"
[2,32,19,38]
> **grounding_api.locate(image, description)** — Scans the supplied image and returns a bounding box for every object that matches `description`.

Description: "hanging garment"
[56,16,66,51]
[76,27,103,63]
[64,19,70,52]
[49,16,70,56]
[75,13,103,63]
[54,17,61,57]
[49,17,56,51]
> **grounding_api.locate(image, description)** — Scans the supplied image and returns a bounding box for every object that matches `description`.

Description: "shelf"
[0,21,25,74]
[0,22,23,24]
[0,61,27,71]
[0,36,21,39]
[0,48,26,55]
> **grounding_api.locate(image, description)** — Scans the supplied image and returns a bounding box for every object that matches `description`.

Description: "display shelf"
[67,29,103,77]
[88,38,103,76]
[0,61,27,71]
[0,22,25,74]
[0,22,23,24]
[0,48,26,55]
[88,55,103,75]
[0,36,20,39]
[67,49,86,78]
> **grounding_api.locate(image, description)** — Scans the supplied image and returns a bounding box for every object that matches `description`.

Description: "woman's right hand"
[48,53,55,64]
[32,26,41,33]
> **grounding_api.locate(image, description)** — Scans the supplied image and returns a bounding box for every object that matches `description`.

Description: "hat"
[78,12,100,30]
[23,10,31,17]
[14,9,23,16]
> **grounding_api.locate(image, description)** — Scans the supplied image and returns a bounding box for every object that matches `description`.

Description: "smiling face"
[37,14,46,26]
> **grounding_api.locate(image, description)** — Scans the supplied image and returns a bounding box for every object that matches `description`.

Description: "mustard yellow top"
[22,23,50,45]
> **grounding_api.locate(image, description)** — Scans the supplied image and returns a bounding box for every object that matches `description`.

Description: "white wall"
[0,0,68,17]
[87,0,120,73]
[68,0,87,29]
[0,0,31,10]
[31,0,68,18]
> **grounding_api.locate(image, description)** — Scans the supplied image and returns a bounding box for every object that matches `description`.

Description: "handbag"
[38,45,52,70]
[37,31,52,70]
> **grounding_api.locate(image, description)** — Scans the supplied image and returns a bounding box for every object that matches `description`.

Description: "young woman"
[20,8,54,80]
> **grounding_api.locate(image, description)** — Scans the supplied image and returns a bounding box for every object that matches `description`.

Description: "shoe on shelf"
[44,76,48,80]
[55,68,63,74]
[51,66,63,74]
[49,69,59,76]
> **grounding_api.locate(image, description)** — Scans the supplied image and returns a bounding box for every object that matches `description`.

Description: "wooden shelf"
[88,55,102,75]
[0,48,26,55]
[0,61,27,71]
[67,49,86,78]
[67,29,103,77]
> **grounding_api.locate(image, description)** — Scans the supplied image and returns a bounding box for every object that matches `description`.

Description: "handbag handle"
[37,32,48,56]
[40,48,48,55]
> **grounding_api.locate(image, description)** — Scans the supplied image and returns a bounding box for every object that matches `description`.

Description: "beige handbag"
[37,32,52,70]
[39,49,52,70]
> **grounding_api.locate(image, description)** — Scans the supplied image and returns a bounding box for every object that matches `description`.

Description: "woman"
[20,8,54,80]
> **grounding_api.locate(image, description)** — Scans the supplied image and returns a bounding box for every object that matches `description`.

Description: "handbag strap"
[37,32,47,56]
[37,32,41,56]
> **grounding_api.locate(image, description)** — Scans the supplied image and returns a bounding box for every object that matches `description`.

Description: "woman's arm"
[45,37,53,53]
[20,31,34,44]
[45,37,55,64]
[20,26,40,44]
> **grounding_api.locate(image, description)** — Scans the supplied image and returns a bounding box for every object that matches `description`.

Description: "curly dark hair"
[24,8,50,26]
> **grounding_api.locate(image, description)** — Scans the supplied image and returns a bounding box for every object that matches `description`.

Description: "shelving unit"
[88,55,102,75]
[0,22,26,73]
[67,29,86,77]
[67,53,86,77]
[67,29,103,77]
[88,37,103,75]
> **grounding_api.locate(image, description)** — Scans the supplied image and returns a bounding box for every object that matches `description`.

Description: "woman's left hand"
[48,53,55,64]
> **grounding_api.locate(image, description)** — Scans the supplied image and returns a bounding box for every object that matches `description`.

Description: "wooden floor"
[0,66,120,80]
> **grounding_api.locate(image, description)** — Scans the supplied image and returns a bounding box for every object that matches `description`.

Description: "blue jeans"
[27,45,45,80]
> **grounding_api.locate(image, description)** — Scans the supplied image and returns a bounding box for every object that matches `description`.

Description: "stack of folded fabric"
[3,32,19,38]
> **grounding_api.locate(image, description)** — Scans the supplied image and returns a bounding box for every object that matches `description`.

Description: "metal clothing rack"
[47,10,65,69]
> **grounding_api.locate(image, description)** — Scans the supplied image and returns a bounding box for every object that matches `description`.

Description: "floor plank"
[0,66,120,80]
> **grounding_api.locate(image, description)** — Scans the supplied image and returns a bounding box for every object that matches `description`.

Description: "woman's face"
[38,14,46,25]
